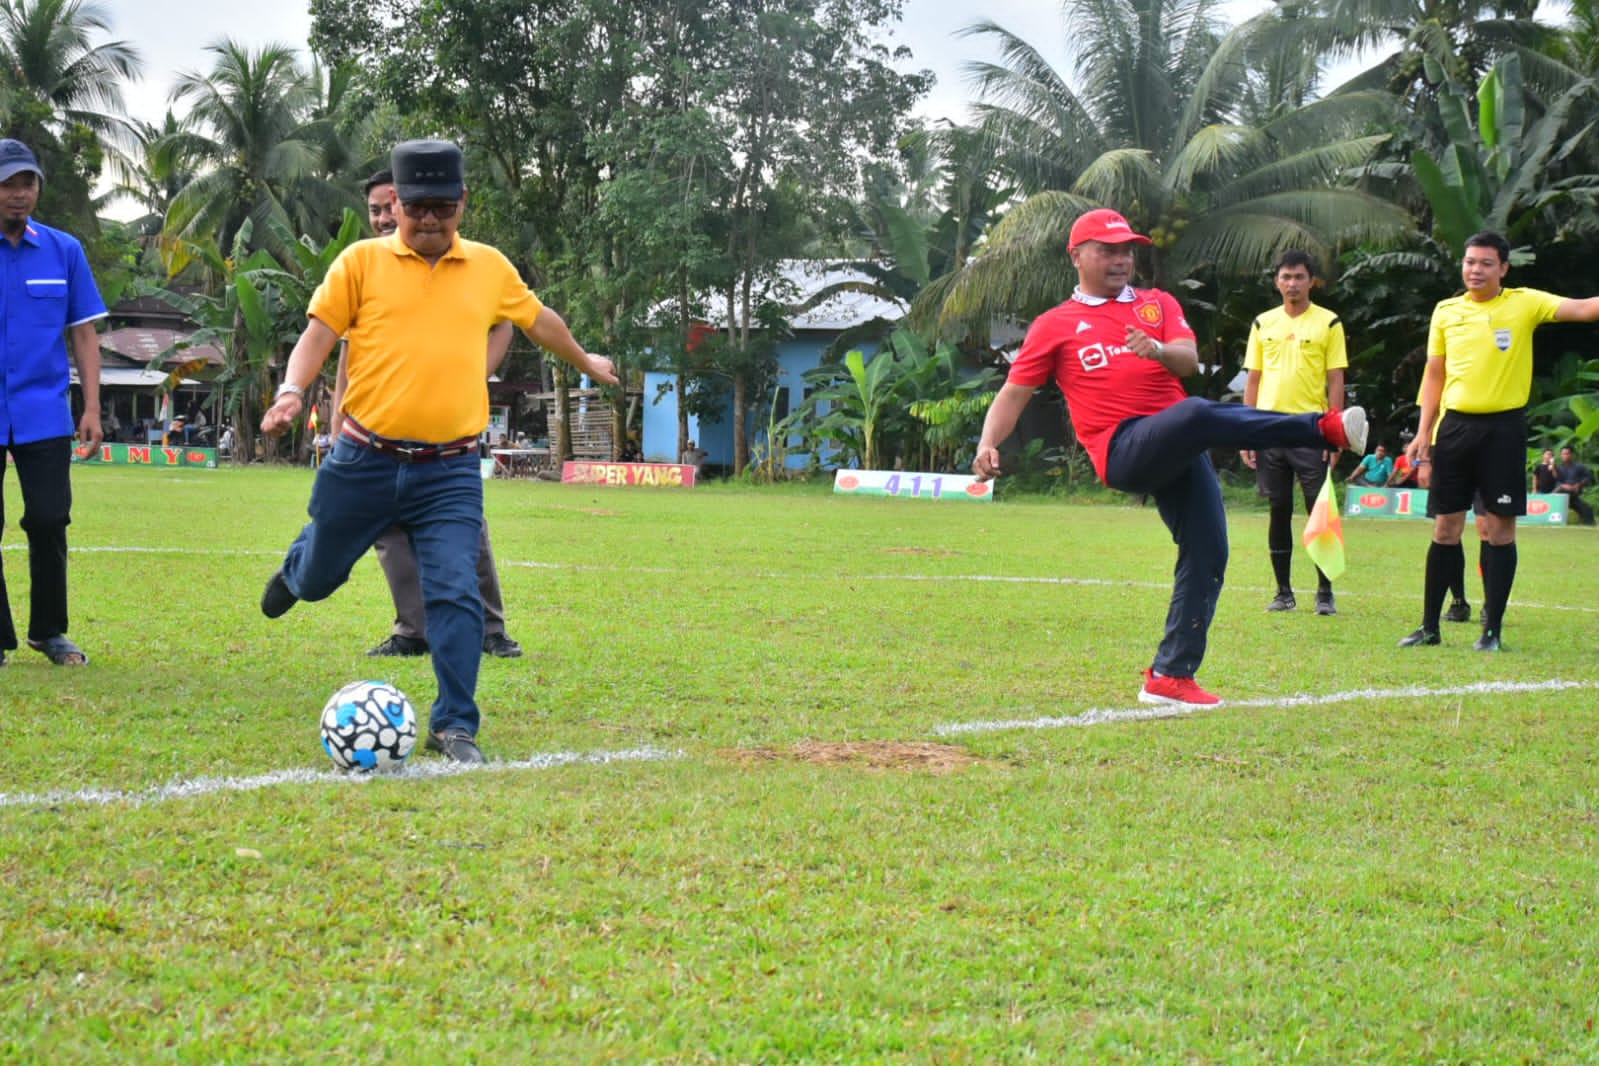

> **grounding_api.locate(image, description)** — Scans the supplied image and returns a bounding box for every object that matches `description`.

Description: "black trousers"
[0,435,74,650]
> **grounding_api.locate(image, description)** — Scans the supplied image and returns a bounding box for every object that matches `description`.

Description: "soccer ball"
[320,680,418,771]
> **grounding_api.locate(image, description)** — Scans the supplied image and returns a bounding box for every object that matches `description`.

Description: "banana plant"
[1411,53,1599,256]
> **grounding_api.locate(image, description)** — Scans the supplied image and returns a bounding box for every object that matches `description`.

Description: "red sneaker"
[1139,668,1222,707]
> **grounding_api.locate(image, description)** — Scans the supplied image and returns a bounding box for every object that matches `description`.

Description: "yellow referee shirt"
[310,233,544,442]
[1427,287,1563,413]
[1244,303,1348,413]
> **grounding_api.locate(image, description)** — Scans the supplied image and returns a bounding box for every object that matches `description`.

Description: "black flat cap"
[391,139,464,202]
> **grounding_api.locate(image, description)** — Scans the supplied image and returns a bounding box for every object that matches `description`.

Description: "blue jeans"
[1104,398,1329,677]
[279,438,485,736]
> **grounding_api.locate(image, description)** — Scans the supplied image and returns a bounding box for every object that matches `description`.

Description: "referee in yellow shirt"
[259,140,619,763]
[1400,230,1599,651]
[1241,250,1347,615]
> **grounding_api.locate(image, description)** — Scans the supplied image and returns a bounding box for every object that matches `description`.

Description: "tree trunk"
[676,372,689,461]
[732,370,748,475]
[554,363,572,461]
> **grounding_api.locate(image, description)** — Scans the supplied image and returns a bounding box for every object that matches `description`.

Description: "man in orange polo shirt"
[260,139,618,763]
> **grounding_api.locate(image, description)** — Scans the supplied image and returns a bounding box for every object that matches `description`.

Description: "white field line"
[10,543,1596,613]
[934,679,1599,736]
[0,746,679,811]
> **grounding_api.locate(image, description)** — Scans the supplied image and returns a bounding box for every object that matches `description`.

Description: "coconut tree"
[0,0,140,238]
[0,0,139,139]
[159,40,349,271]
[919,0,1414,333]
[106,112,201,246]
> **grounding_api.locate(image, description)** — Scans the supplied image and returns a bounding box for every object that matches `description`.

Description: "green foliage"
[783,329,1000,472]
[1409,53,1599,255]
[144,209,364,462]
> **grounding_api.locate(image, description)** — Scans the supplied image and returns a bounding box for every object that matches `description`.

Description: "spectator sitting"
[1532,448,1558,495]
[1555,445,1595,525]
[1389,450,1419,488]
[1348,443,1394,487]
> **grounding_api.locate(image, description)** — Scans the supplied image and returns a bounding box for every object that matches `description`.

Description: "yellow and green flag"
[1302,468,1346,580]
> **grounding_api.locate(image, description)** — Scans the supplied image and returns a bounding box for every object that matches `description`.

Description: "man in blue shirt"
[0,139,107,667]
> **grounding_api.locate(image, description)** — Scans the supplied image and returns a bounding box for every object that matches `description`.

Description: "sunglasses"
[400,200,460,220]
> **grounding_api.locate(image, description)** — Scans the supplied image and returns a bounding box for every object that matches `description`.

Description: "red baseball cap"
[1068,208,1151,251]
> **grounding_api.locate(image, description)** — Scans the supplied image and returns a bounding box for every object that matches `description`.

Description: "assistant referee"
[1399,231,1599,651]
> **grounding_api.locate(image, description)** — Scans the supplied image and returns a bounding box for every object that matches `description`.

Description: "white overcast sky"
[106,0,1279,130]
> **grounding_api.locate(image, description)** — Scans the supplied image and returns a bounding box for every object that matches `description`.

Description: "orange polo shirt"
[310,232,544,442]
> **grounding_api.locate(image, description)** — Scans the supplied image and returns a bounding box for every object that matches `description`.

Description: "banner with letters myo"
[71,443,218,469]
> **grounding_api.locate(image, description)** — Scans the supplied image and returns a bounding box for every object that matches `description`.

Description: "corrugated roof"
[98,327,224,366]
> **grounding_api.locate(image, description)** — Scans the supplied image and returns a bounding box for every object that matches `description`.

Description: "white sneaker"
[1341,407,1368,454]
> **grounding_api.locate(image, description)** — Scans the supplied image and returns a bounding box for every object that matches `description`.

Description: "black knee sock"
[1268,505,1293,592]
[1481,542,1518,635]
[1446,544,1467,602]
[1423,542,1462,630]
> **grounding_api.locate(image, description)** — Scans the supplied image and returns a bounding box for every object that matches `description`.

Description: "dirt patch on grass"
[881,546,957,557]
[724,741,985,774]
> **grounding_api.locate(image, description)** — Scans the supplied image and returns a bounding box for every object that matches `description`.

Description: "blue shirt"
[1,218,106,444]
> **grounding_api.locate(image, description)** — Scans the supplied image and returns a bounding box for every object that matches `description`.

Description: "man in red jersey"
[973,208,1368,707]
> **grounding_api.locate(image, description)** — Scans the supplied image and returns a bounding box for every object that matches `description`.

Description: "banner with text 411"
[832,469,992,502]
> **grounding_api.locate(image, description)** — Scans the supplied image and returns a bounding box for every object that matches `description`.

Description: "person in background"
[1240,249,1348,615]
[1532,448,1558,495]
[1399,230,1599,651]
[1348,443,1394,487]
[1554,445,1595,525]
[0,138,107,667]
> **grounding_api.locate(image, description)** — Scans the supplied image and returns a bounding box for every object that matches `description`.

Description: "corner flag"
[1302,469,1346,580]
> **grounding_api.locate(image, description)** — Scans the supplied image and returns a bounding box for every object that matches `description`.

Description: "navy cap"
[0,139,43,183]
[390,139,464,203]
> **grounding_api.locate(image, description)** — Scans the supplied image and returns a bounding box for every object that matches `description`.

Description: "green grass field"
[3,465,1596,1063]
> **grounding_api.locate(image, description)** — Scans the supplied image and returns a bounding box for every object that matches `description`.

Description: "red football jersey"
[1007,287,1196,482]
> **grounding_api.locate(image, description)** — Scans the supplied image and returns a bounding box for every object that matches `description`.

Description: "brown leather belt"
[341,417,477,463]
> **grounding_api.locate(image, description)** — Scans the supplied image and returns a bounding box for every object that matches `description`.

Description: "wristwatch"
[275,382,305,402]
[1152,339,1165,359]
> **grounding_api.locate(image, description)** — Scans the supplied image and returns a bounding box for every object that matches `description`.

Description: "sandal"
[28,635,89,666]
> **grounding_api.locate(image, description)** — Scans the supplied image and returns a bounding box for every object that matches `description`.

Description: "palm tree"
[106,113,200,245]
[0,0,140,238]
[0,0,140,140]
[919,0,1412,332]
[1301,0,1554,100]
[159,40,348,271]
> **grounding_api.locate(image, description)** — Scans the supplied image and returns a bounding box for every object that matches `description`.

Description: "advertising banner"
[72,443,218,469]
[1343,486,1569,525]
[561,461,696,487]
[832,469,993,502]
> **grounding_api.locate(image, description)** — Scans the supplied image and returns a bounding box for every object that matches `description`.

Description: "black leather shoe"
[1397,627,1440,647]
[368,634,429,657]
[483,632,523,658]
[1473,630,1506,652]
[425,730,486,764]
[1444,599,1472,623]
[261,570,298,618]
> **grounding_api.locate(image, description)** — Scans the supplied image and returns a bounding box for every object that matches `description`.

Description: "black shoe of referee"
[1398,627,1440,647]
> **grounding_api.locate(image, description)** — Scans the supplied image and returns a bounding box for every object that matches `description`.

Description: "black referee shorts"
[1256,445,1327,506]
[1429,408,1527,517]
